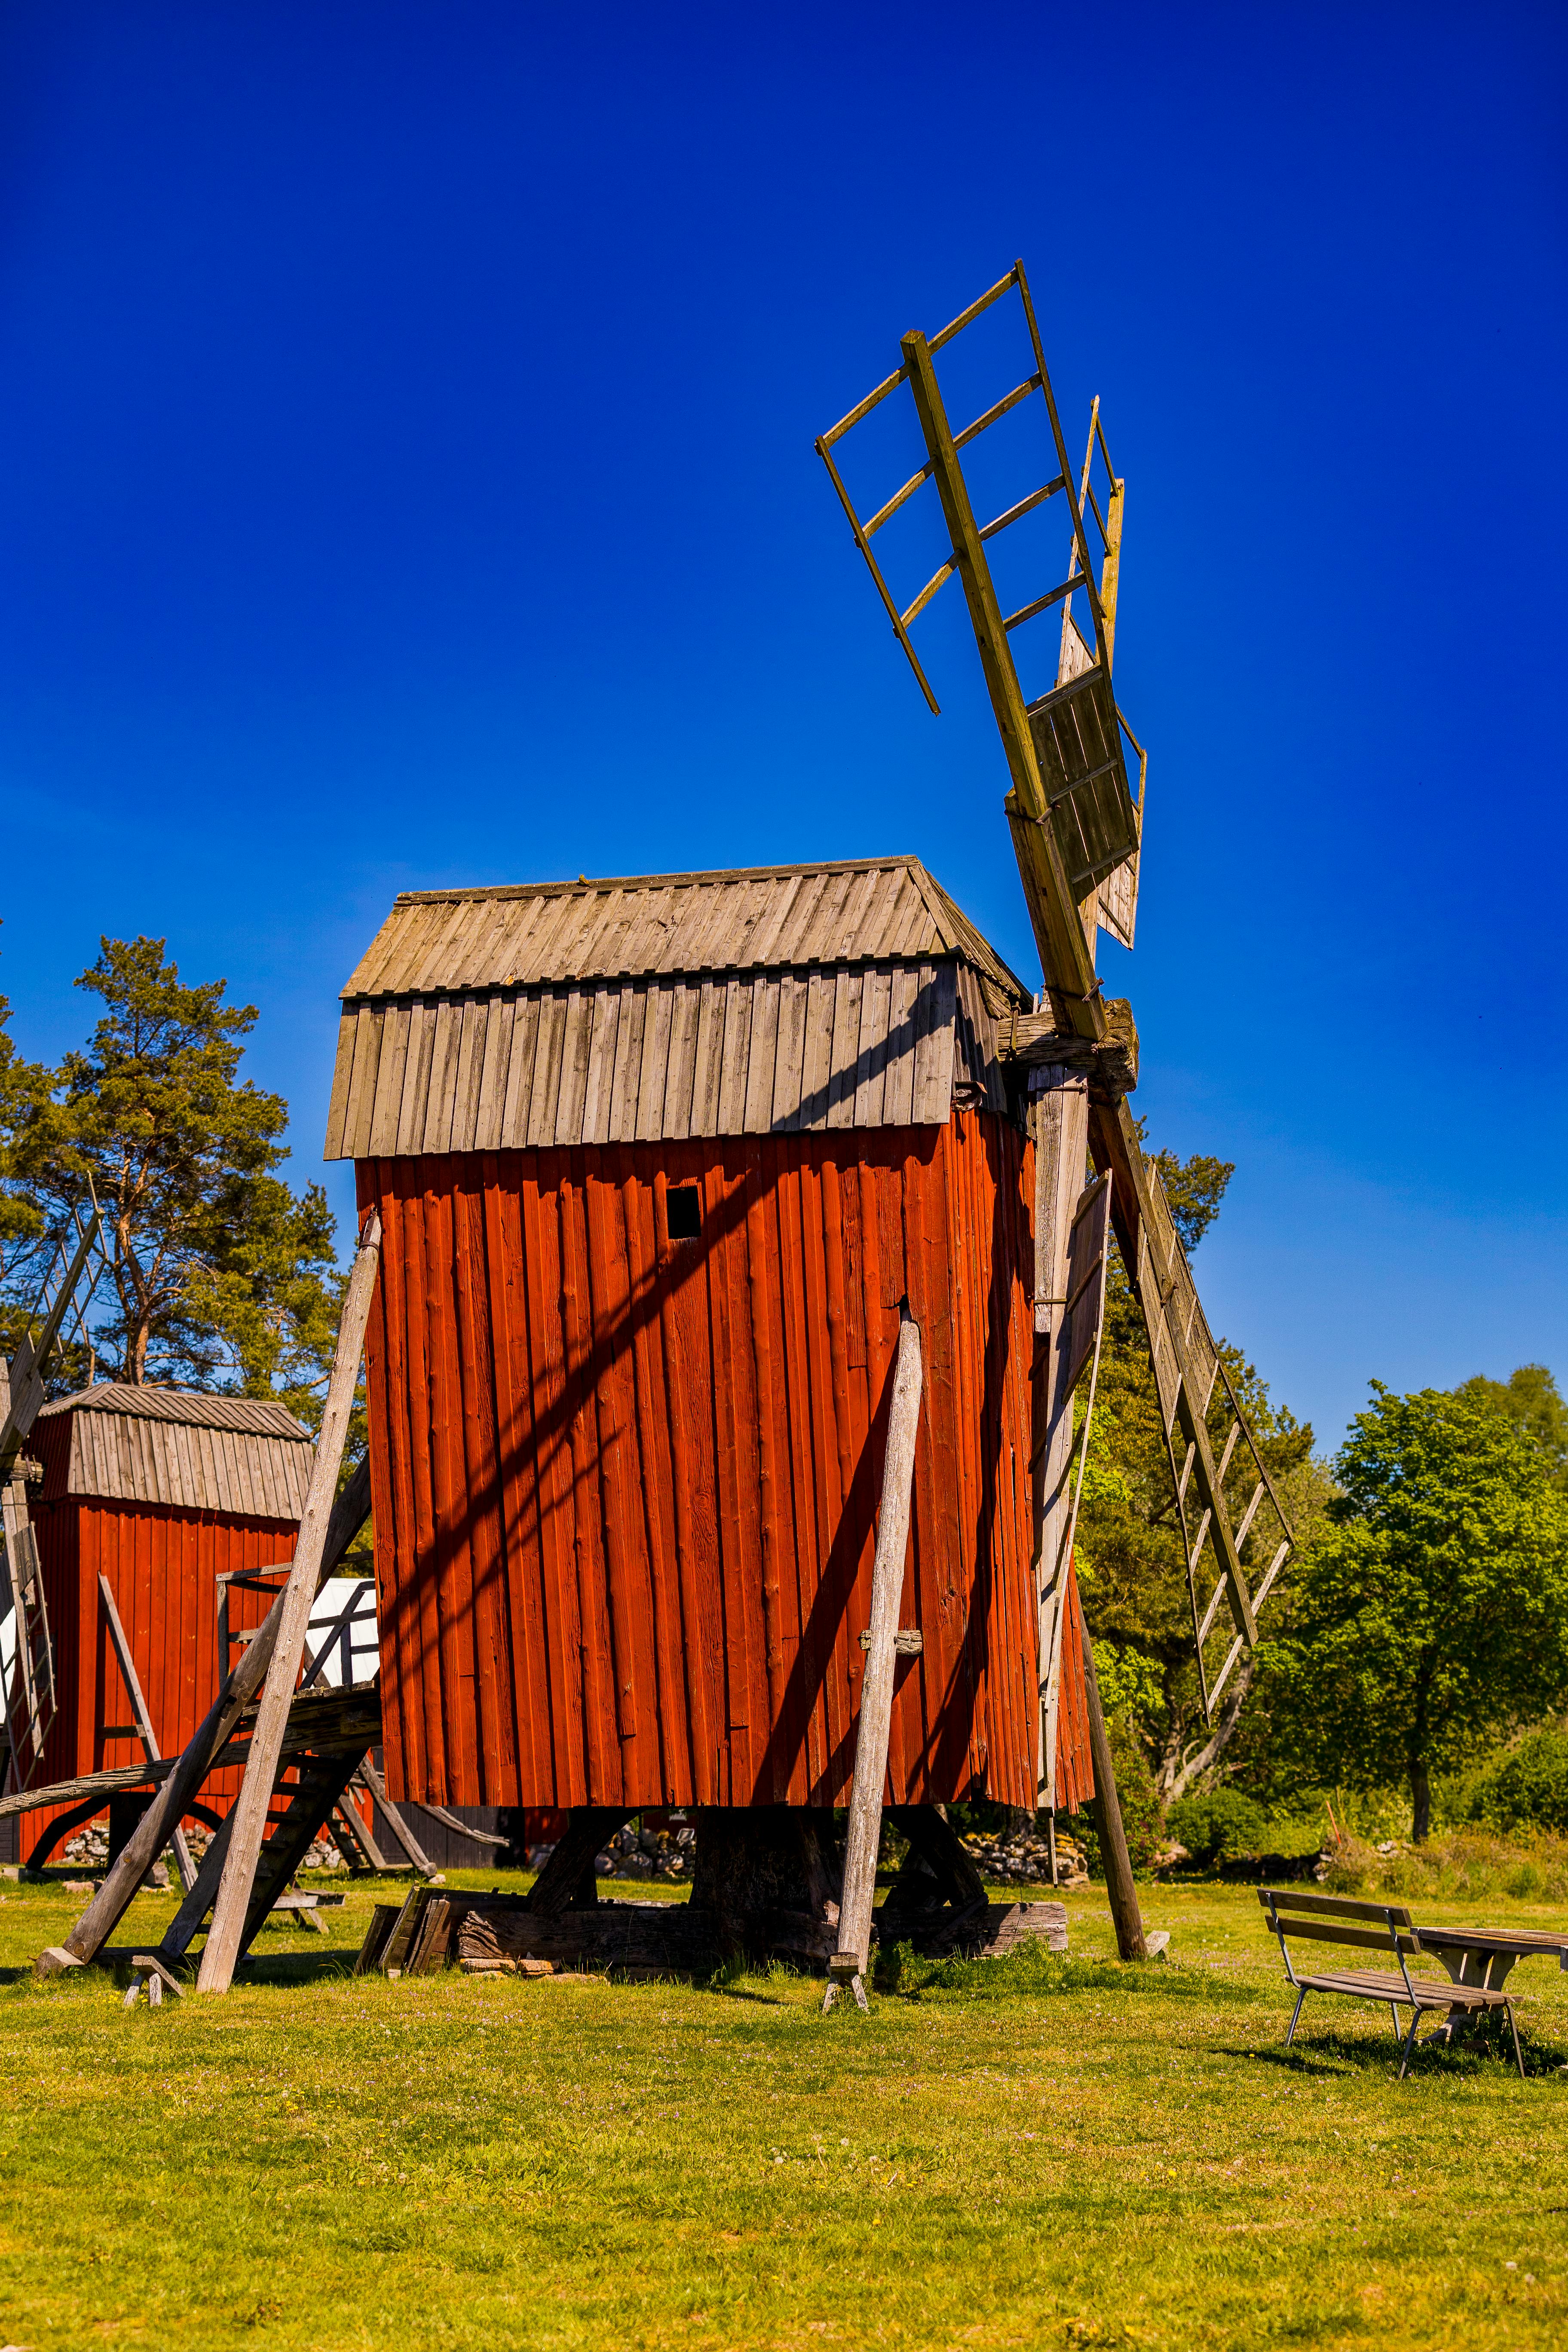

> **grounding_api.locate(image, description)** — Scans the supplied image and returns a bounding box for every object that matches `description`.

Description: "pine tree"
[12,937,340,1426]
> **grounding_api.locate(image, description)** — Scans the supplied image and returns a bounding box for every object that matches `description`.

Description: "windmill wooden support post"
[1032,1063,1089,1811]
[196,1213,382,1994]
[1031,1066,1146,1962]
[356,1756,436,1876]
[825,1307,922,2014]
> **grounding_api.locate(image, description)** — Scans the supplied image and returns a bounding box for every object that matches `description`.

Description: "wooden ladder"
[154,1748,369,1972]
[1,1200,114,1787]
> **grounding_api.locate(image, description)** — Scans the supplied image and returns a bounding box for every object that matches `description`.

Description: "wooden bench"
[1259,1889,1525,2078]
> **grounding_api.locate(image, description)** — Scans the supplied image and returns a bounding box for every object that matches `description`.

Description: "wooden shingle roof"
[340,858,1028,1003]
[37,1384,314,1519]
[326,858,1030,1161]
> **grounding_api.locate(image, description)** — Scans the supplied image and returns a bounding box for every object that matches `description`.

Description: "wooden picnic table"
[1415,1925,1568,1992]
[1415,1924,1568,2045]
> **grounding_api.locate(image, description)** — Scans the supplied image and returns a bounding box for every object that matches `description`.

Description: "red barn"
[18,1384,313,1864]
[328,858,1093,1837]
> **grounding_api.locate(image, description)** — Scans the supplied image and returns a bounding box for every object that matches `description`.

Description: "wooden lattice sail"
[817,260,1290,1734]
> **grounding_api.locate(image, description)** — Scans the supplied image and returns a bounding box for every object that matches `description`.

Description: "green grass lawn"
[2,1869,1566,2349]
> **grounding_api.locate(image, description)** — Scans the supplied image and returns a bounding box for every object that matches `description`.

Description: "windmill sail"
[818,261,1289,1719]
[1133,1166,1293,1715]
[1,1200,113,1785]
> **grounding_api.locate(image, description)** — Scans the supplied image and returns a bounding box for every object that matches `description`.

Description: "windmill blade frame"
[2,1196,115,1786]
[818,260,1292,1724]
[815,258,1144,974]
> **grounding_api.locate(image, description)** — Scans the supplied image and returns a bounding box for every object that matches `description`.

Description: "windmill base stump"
[368,1805,1068,1980]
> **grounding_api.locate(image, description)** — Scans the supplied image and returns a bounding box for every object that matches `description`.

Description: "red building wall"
[356,1107,1042,1813]
[22,1407,299,1861]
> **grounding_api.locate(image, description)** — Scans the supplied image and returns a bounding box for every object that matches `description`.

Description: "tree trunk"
[1410,1758,1432,1844]
[1160,1660,1255,1804]
[1410,1660,1433,1843]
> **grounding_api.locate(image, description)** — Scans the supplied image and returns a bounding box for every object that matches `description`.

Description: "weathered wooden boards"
[356,1880,1067,1982]
[1029,1063,1145,1960]
[326,858,1032,1159]
[39,1461,374,1976]
[828,1308,923,2012]
[996,997,1137,1093]
[359,1116,1039,1816]
[1031,1067,1090,1813]
[43,1387,314,1520]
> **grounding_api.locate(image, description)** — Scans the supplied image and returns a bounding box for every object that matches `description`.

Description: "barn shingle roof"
[340,857,1029,1002]
[325,856,1030,1161]
[37,1384,314,1518]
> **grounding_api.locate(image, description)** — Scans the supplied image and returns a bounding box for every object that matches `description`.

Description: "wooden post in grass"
[1030,1063,1145,1961]
[196,1213,382,1994]
[825,1307,922,2013]
[1080,1624,1147,1962]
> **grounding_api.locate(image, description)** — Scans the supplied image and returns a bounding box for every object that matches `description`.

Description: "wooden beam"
[826,1308,922,2011]
[331,1785,391,1872]
[997,998,1138,1092]
[357,1756,438,1877]
[1079,1621,1148,1962]
[1098,477,1125,667]
[297,1574,374,1694]
[196,1214,382,1994]
[157,1808,238,1961]
[1088,1094,1256,1656]
[899,330,1102,1029]
[1030,1069,1090,1807]
[5,1755,171,1823]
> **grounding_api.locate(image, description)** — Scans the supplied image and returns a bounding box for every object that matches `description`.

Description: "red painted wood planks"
[1054,1561,1096,1817]
[360,1113,1040,1813]
[21,1401,300,1861]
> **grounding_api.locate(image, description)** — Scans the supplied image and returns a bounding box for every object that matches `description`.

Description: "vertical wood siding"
[25,1404,299,1859]
[357,1110,1041,1811]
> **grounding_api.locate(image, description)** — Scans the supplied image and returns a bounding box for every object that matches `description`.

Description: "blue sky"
[1,1,1563,1452]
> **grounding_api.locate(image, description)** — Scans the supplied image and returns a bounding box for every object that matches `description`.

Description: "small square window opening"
[666,1185,703,1241]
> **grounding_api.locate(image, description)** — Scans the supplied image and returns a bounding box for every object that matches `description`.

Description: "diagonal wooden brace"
[196,1214,382,1993]
[47,1449,373,1971]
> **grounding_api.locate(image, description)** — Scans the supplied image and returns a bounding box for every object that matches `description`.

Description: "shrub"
[1166,1787,1271,1865]
[1458,1724,1568,1836]
[1321,1826,1568,1905]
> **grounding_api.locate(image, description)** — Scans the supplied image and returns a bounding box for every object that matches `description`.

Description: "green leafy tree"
[14,937,341,1424]
[1261,1382,1568,1840]
[1073,1145,1329,1801]
[1453,1364,1568,1491]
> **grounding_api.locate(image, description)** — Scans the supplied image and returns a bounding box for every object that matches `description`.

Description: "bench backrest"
[1258,1888,1421,1976]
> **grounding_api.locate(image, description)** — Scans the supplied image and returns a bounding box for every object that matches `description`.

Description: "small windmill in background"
[0,1198,115,1787]
[818,261,1294,1794]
